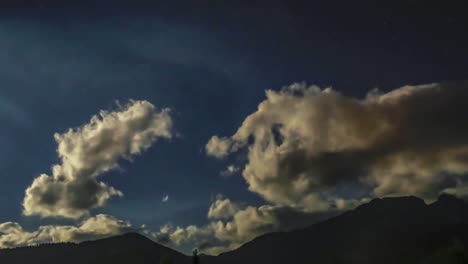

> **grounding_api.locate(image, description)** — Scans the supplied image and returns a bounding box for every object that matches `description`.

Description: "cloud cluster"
[207,82,468,211]
[0,214,133,248]
[23,100,173,218]
[4,81,468,255]
[151,196,339,255]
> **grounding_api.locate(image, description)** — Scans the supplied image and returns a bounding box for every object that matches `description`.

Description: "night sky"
[0,1,468,255]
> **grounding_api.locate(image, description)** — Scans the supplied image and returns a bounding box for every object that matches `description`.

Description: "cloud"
[23,100,173,218]
[210,203,338,249]
[149,223,215,251]
[205,136,233,158]
[162,195,170,202]
[441,178,468,200]
[333,197,372,210]
[206,82,468,211]
[207,197,241,219]
[220,165,240,178]
[0,214,133,248]
[151,196,340,255]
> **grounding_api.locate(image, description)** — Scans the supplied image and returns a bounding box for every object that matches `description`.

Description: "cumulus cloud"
[220,165,240,178]
[0,214,133,248]
[206,82,468,210]
[151,196,339,255]
[205,136,233,158]
[208,197,241,219]
[23,100,173,218]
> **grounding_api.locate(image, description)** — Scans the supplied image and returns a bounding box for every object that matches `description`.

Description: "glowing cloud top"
[23,100,173,218]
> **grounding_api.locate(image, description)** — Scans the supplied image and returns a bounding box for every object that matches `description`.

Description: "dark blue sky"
[0,1,467,244]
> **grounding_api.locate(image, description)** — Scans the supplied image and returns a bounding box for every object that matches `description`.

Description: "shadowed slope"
[209,195,468,264]
[0,232,190,264]
[1,195,467,264]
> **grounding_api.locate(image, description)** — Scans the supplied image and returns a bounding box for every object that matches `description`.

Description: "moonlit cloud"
[441,184,468,199]
[151,196,339,255]
[205,136,233,158]
[0,214,133,248]
[207,196,241,219]
[206,82,468,211]
[23,100,173,218]
[6,80,468,255]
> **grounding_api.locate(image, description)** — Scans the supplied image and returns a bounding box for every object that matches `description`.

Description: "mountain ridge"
[1,194,467,264]
[211,194,468,264]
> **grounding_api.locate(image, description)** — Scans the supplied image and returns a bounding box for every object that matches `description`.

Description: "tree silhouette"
[193,249,199,264]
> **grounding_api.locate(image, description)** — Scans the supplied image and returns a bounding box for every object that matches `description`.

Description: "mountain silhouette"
[210,195,468,264]
[0,232,190,264]
[1,195,467,264]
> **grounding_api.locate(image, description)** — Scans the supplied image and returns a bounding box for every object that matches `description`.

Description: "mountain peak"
[429,193,468,220]
[376,195,425,204]
[81,232,155,247]
[436,193,464,204]
[108,232,155,243]
[118,232,148,239]
[355,195,426,213]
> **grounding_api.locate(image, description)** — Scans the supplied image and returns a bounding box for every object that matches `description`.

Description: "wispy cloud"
[0,95,29,125]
